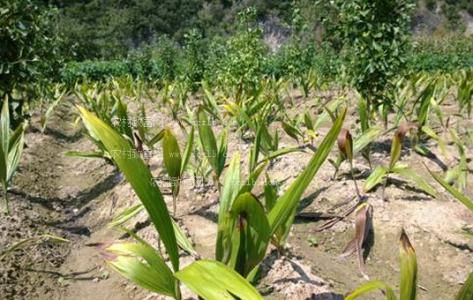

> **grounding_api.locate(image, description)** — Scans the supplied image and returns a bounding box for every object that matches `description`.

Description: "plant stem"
[349,161,362,200]
[2,183,9,215]
[382,174,390,201]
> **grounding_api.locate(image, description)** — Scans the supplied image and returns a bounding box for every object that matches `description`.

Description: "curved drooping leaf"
[345,280,397,300]
[227,192,271,277]
[171,218,196,255]
[427,167,473,212]
[107,203,195,255]
[0,234,68,261]
[105,242,177,298]
[77,106,179,271]
[391,164,436,197]
[175,260,264,300]
[364,166,388,192]
[108,204,144,228]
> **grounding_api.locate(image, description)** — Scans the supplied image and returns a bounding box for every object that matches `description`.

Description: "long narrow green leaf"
[197,107,219,176]
[427,168,473,212]
[180,126,194,176]
[217,128,228,177]
[0,97,10,158]
[77,106,180,271]
[65,150,106,159]
[108,204,144,228]
[116,98,134,141]
[256,147,304,168]
[175,260,264,300]
[391,164,437,197]
[345,280,397,300]
[40,89,65,132]
[147,129,165,147]
[216,153,241,261]
[456,271,473,300]
[399,229,417,300]
[364,166,388,192]
[268,108,346,236]
[0,234,68,261]
[353,126,383,153]
[105,242,177,297]
[162,128,182,180]
[172,219,196,255]
[6,125,25,183]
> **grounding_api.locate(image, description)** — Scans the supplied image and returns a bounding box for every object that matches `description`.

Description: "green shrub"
[0,0,63,123]
[336,0,415,121]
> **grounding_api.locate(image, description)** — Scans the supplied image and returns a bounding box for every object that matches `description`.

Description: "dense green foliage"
[335,0,414,116]
[1,0,62,122]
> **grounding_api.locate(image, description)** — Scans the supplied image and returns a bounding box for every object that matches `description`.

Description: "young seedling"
[196,107,227,190]
[364,123,437,201]
[0,97,27,214]
[162,127,194,216]
[337,128,362,199]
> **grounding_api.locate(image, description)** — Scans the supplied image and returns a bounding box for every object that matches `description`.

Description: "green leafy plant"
[39,84,67,132]
[364,123,436,199]
[76,105,263,300]
[213,108,346,278]
[162,127,194,216]
[0,97,28,214]
[335,0,414,125]
[0,0,63,124]
[337,129,361,198]
[197,107,227,189]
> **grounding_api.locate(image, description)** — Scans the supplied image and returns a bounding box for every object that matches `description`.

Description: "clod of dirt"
[260,252,342,300]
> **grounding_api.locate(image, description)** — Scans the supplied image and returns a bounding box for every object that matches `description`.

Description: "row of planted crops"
[1,67,472,299]
[2,1,473,299]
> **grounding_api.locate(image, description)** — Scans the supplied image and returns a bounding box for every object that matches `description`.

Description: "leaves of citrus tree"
[268,108,346,238]
[175,260,264,300]
[77,106,179,271]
